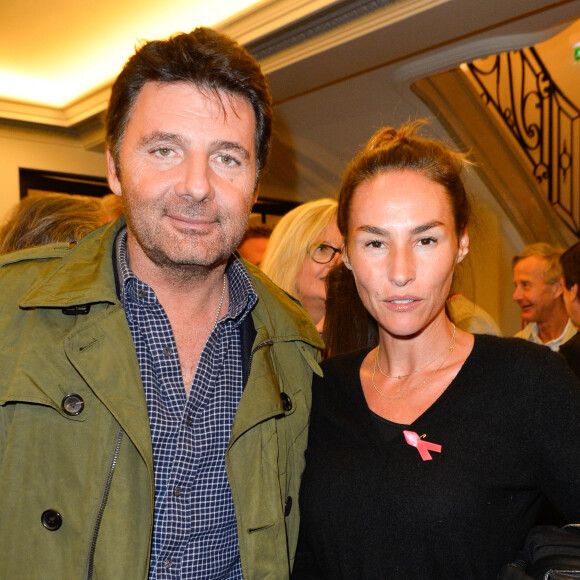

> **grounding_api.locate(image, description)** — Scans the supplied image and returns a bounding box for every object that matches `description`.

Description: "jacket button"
[284,496,293,517]
[280,392,292,412]
[41,509,62,531]
[61,394,84,416]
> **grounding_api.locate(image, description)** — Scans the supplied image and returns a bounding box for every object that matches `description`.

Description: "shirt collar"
[530,318,578,351]
[114,227,257,324]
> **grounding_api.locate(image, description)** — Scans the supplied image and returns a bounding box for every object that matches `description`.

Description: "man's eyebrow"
[214,140,251,160]
[138,131,186,148]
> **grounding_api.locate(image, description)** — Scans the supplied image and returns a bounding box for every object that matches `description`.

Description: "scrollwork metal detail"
[467,47,579,237]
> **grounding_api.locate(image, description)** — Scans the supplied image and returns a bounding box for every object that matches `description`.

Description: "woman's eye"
[366,240,383,248]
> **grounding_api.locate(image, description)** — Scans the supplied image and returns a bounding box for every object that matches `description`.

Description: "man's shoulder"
[0,243,71,290]
[0,219,122,306]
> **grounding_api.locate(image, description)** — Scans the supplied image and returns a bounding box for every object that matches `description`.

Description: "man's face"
[106,81,258,276]
[512,255,562,324]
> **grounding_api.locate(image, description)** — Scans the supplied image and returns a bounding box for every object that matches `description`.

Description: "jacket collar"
[19,216,324,349]
[19,217,125,309]
[244,260,324,350]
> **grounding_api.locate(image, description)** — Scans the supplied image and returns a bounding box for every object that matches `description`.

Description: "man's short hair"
[560,241,580,291]
[105,27,273,178]
[512,242,564,285]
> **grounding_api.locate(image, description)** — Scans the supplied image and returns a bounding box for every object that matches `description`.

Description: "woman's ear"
[456,229,469,264]
[341,243,353,270]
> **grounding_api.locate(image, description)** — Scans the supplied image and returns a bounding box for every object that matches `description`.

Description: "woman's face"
[344,170,468,338]
[295,219,342,322]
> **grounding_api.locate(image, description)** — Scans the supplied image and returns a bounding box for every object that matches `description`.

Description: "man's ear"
[456,229,470,264]
[106,148,122,197]
[571,283,580,302]
[251,181,260,206]
[553,275,564,299]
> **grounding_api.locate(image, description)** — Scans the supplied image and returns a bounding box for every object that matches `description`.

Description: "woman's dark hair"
[106,27,273,178]
[337,120,471,240]
[560,241,580,292]
[323,262,378,358]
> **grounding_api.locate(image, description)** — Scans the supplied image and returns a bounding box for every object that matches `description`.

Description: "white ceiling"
[0,0,261,107]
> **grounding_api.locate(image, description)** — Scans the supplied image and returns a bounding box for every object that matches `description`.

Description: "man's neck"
[536,310,570,344]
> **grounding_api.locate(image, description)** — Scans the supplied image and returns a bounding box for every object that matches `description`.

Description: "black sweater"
[560,331,580,378]
[293,335,580,579]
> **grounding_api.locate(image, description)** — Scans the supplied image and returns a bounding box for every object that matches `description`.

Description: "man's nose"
[175,154,213,201]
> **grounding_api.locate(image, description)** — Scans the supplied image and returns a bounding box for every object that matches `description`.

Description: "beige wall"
[0,124,107,221]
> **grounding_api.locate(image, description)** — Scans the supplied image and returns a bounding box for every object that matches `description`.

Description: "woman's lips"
[384,296,421,312]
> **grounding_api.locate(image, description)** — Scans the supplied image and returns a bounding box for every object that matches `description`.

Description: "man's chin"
[520,313,534,324]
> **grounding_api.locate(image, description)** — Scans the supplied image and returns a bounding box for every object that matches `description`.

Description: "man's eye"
[218,154,238,166]
[154,148,173,157]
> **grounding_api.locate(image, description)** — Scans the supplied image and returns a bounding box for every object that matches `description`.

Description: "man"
[512,242,577,351]
[0,28,323,579]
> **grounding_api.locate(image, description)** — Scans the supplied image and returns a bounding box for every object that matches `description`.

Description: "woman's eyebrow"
[411,221,444,235]
[355,221,444,237]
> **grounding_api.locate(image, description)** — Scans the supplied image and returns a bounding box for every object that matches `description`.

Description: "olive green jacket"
[0,218,323,580]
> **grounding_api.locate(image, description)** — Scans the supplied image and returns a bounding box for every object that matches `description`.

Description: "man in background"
[512,242,577,351]
[237,224,272,266]
[0,27,322,579]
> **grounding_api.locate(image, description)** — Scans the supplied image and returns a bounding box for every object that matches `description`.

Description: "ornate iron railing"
[466,47,579,237]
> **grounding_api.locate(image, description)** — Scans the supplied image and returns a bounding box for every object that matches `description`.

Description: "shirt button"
[164,558,172,569]
[186,415,193,427]
[173,486,182,497]
[162,346,172,356]
[137,289,146,298]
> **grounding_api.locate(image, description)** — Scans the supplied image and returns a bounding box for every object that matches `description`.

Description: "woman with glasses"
[260,198,341,332]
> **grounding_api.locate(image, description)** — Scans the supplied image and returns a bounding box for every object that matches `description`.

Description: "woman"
[560,241,580,377]
[260,198,341,331]
[292,123,580,579]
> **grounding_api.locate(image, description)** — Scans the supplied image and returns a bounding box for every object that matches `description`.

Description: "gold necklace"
[376,324,456,379]
[370,324,456,400]
[213,273,227,328]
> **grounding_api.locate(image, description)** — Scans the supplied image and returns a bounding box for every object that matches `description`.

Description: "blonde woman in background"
[260,198,341,331]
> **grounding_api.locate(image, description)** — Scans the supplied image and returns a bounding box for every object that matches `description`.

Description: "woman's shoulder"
[469,333,579,393]
[472,333,564,364]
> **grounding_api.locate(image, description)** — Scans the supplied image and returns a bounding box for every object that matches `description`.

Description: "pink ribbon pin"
[403,430,441,461]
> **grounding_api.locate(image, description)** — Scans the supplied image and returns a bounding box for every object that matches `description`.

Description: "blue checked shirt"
[115,229,257,579]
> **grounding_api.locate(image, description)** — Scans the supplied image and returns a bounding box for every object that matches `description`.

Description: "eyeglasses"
[310,243,342,264]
